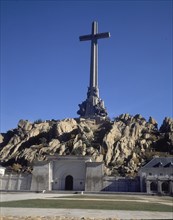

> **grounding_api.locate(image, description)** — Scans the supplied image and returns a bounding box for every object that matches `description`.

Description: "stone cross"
[80,21,110,92]
[77,21,110,118]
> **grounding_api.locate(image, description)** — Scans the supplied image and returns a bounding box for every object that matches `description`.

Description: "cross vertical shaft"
[90,21,98,89]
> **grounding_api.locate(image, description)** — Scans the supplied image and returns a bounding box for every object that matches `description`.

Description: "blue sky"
[1,0,172,132]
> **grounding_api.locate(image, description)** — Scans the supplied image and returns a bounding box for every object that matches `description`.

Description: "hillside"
[0,114,172,176]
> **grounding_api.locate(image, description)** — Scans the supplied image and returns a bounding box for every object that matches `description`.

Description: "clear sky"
[0,0,172,132]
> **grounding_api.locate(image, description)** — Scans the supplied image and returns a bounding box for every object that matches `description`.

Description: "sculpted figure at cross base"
[77,21,110,119]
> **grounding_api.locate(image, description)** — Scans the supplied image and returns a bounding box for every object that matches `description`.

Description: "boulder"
[0,114,172,176]
[149,116,158,126]
[0,134,4,144]
[18,120,32,131]
[160,117,173,132]
[56,118,78,136]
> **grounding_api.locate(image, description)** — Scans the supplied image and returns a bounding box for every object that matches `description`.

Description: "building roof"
[32,155,93,166]
[47,155,92,161]
[140,157,173,169]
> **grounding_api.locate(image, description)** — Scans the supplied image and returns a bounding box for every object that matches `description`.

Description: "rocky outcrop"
[0,114,173,176]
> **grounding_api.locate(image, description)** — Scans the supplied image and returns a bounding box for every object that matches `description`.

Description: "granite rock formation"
[0,114,173,176]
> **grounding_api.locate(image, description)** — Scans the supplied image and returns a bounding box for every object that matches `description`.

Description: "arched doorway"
[162,181,169,194]
[150,181,157,192]
[65,175,73,190]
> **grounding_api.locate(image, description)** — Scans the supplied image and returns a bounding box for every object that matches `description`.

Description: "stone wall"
[102,176,140,192]
[0,174,31,191]
[85,162,104,191]
[0,173,140,192]
[30,162,51,191]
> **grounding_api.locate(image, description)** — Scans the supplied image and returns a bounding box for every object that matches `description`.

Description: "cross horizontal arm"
[79,32,110,42]
[95,32,110,39]
[79,35,92,41]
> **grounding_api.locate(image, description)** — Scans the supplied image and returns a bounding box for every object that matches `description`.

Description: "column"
[158,180,162,194]
[17,174,21,190]
[48,161,53,191]
[7,174,12,190]
[146,180,151,194]
[169,180,173,195]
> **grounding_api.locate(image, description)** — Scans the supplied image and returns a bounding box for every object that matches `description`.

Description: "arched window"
[150,181,157,192]
[65,175,73,190]
[162,181,169,193]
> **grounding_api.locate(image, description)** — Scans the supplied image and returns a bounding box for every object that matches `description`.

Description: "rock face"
[0,115,173,176]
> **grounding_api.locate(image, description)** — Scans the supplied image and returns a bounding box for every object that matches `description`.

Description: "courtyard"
[0,192,173,219]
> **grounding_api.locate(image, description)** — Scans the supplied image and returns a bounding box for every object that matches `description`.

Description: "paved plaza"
[0,192,173,220]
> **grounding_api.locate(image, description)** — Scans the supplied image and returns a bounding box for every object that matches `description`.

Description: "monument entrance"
[65,175,73,190]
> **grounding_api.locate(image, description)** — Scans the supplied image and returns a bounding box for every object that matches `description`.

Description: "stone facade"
[139,157,173,195]
[31,156,104,192]
[1,156,172,194]
[85,162,104,191]
[0,174,31,191]
[31,162,51,191]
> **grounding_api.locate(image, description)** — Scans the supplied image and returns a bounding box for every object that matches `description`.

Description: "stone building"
[139,157,173,195]
[1,156,173,194]
[31,156,103,192]
[0,155,140,192]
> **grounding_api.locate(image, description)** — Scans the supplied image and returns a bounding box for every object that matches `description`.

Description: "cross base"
[77,87,108,119]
